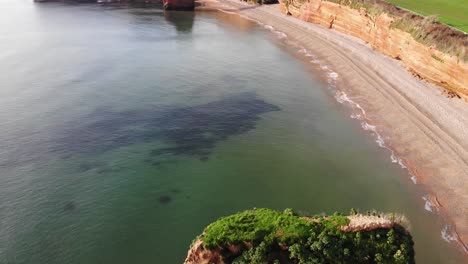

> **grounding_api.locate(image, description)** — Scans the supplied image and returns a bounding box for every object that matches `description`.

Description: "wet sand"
[197,0,468,254]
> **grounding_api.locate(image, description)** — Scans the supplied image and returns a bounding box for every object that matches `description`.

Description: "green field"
[386,0,468,32]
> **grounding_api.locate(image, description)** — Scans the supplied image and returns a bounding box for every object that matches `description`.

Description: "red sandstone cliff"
[279,0,468,100]
[184,240,225,264]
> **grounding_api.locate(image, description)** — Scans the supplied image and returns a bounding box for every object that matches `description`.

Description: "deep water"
[0,0,466,263]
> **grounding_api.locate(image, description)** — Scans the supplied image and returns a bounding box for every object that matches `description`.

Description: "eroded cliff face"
[279,0,468,100]
[185,240,225,264]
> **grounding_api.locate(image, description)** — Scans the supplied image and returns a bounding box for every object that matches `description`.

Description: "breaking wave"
[442,224,458,243]
[422,196,436,212]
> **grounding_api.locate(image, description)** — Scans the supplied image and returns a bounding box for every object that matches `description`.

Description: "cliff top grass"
[197,208,415,263]
[385,0,468,32]
[294,0,468,61]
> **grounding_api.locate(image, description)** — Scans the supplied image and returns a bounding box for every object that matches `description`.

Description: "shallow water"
[0,0,466,263]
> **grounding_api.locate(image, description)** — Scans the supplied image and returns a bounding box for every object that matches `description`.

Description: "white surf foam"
[441,224,458,243]
[327,72,338,80]
[298,48,308,54]
[422,196,435,212]
[334,90,417,183]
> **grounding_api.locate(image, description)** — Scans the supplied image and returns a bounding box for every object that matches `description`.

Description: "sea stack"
[185,208,415,263]
[163,0,194,10]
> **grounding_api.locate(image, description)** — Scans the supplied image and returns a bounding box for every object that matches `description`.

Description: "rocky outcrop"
[279,0,468,100]
[185,239,259,264]
[340,214,394,232]
[185,240,225,264]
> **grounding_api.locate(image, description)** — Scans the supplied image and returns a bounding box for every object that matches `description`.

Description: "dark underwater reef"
[58,93,280,160]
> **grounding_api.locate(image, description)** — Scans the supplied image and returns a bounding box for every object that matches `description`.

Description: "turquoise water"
[0,1,466,263]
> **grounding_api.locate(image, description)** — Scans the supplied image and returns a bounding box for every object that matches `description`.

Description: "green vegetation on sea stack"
[197,208,415,263]
[385,0,468,32]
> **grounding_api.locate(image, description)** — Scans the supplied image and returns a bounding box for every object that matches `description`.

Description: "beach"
[198,0,468,253]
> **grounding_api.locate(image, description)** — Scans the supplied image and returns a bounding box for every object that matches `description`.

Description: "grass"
[385,0,468,32]
[201,208,318,248]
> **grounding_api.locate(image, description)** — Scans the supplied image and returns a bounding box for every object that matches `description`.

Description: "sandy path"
[197,0,468,252]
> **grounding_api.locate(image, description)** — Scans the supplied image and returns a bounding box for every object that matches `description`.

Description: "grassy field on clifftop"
[386,0,468,31]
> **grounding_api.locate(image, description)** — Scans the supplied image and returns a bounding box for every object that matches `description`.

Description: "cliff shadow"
[164,10,195,33]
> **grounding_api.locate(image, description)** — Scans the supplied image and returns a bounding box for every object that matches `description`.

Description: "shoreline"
[196,0,468,254]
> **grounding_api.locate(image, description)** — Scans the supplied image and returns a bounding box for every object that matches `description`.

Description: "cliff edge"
[279,0,468,100]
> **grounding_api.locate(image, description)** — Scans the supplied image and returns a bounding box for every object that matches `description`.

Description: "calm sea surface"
[0,0,465,263]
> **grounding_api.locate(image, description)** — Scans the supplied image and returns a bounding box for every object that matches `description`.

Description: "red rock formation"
[184,240,224,264]
[279,0,468,100]
[163,0,194,10]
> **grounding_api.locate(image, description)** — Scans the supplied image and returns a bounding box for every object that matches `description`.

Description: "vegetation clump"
[197,208,415,263]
